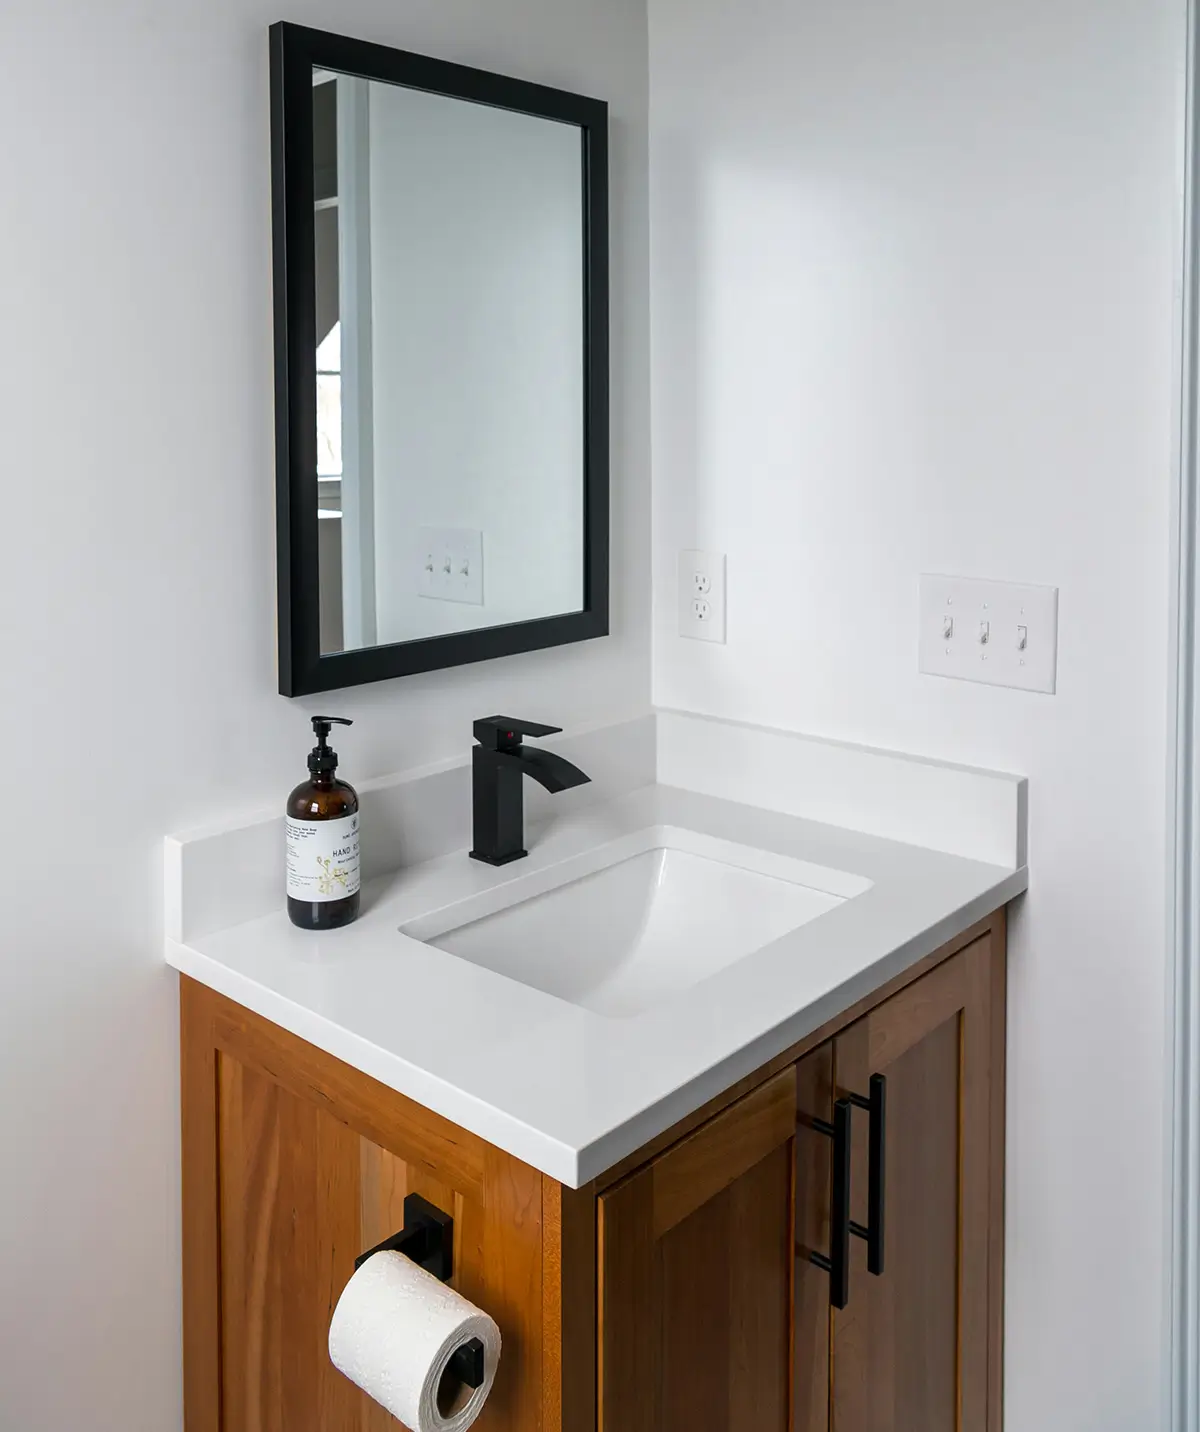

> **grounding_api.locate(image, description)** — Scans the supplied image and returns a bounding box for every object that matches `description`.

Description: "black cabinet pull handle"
[807,1073,887,1308]
[808,1097,852,1309]
[849,1073,887,1276]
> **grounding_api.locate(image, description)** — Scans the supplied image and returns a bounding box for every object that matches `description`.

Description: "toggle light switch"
[919,574,1058,693]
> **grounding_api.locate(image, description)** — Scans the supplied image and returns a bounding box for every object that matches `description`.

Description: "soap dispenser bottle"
[286,716,361,930]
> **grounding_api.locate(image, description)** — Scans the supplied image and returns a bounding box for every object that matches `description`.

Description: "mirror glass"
[311,69,586,655]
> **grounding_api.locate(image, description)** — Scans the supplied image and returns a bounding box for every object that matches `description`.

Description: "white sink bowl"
[402,826,871,1018]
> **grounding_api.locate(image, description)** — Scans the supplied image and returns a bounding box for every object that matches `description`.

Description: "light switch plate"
[679,550,726,642]
[919,574,1058,693]
[418,527,483,605]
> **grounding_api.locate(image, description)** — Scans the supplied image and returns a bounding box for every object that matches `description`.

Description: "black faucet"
[469,717,591,865]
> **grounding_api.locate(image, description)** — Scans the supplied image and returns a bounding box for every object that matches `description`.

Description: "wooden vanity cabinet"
[180,909,1005,1432]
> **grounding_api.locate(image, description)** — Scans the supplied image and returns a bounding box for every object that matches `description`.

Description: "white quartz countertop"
[166,772,1026,1187]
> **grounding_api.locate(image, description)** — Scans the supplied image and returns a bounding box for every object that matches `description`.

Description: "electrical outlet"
[679,550,726,642]
[919,574,1058,693]
[418,527,483,605]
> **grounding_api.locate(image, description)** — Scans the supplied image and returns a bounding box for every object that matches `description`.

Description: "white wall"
[649,0,1180,1427]
[2,0,1183,1423]
[0,0,648,1426]
[368,83,586,642]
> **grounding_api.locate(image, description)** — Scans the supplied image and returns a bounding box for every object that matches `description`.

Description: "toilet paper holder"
[353,1192,485,1391]
[355,1192,454,1279]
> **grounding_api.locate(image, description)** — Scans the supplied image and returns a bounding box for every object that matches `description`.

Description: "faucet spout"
[507,745,591,795]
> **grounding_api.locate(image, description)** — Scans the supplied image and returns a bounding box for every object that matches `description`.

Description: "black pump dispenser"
[308,715,352,774]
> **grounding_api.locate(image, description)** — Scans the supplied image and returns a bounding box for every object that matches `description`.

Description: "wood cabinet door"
[597,1069,798,1432]
[794,934,1004,1432]
[180,978,546,1432]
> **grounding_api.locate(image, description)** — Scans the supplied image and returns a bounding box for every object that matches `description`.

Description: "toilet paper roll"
[328,1250,501,1432]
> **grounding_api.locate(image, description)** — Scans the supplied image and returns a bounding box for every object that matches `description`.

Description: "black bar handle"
[867,1073,886,1275]
[849,1073,887,1276]
[808,1096,852,1309]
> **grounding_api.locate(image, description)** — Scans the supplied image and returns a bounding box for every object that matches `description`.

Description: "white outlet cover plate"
[919,574,1057,694]
[418,526,483,606]
[679,550,726,643]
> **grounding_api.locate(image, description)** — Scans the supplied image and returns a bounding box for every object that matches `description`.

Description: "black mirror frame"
[269,22,610,697]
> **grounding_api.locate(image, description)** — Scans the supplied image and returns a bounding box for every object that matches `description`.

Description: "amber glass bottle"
[285,716,361,930]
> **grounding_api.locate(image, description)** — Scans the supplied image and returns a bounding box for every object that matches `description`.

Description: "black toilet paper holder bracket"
[354,1191,454,1279]
[353,1192,486,1391]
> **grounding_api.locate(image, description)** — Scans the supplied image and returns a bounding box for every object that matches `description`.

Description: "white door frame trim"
[1171,1,1200,1425]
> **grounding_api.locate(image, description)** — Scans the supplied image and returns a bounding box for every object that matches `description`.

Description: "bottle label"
[286,813,361,903]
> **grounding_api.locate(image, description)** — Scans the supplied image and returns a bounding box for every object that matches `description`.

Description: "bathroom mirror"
[270,23,609,696]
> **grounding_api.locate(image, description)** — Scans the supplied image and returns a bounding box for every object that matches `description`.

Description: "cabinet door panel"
[218,1055,364,1432]
[599,1069,797,1432]
[833,1014,959,1432]
[828,935,999,1432]
[202,1028,543,1432]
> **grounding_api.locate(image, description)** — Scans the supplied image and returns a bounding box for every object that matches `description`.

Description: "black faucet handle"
[473,716,563,752]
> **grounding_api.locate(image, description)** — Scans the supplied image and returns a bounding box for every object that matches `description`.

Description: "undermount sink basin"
[401,826,871,1018]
